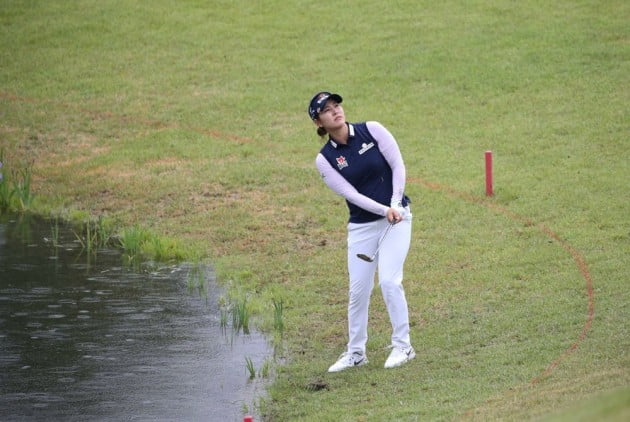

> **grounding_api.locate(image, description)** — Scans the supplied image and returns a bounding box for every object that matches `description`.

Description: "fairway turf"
[1,0,628,420]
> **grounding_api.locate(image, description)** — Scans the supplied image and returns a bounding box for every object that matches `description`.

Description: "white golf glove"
[390,200,406,220]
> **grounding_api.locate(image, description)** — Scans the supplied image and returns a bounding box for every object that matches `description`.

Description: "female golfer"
[308,91,415,372]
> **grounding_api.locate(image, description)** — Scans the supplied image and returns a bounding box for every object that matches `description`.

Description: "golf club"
[356,220,395,262]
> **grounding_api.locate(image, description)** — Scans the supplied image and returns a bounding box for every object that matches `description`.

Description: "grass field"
[1,0,628,420]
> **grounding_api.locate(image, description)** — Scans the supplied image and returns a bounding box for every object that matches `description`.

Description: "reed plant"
[72,216,115,255]
[259,358,272,379]
[217,295,229,334]
[272,298,284,334]
[231,297,250,335]
[219,308,229,334]
[186,263,208,300]
[0,151,32,213]
[13,164,34,212]
[72,220,95,254]
[245,357,256,380]
[0,157,13,212]
[49,215,60,248]
[93,216,114,248]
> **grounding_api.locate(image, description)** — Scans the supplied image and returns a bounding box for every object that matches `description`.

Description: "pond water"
[0,214,271,421]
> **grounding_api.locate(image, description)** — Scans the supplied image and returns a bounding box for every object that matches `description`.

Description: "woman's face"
[316,101,345,131]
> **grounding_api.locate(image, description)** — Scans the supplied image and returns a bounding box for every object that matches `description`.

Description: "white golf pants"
[346,210,412,355]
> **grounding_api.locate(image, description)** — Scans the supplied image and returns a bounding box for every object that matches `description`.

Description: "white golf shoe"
[384,346,416,369]
[328,351,368,373]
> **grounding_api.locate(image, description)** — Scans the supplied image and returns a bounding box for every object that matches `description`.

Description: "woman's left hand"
[387,207,404,224]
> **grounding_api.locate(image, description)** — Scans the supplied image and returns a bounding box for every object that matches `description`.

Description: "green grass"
[541,386,630,422]
[1,0,628,420]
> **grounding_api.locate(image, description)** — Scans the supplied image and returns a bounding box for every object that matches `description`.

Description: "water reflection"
[0,215,271,421]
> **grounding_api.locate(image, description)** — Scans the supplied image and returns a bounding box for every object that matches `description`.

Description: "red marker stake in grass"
[485,150,493,196]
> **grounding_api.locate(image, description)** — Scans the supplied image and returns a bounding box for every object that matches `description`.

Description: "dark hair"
[317,127,328,137]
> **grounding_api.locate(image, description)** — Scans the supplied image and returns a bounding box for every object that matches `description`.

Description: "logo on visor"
[315,93,330,114]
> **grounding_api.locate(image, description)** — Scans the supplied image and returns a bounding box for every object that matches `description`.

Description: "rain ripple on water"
[0,215,272,421]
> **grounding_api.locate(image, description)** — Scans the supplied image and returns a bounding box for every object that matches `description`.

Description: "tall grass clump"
[72,216,115,254]
[259,358,272,379]
[218,295,229,334]
[219,308,229,334]
[118,225,152,265]
[0,154,13,212]
[245,357,272,380]
[144,235,187,262]
[272,298,284,334]
[13,165,34,212]
[232,297,250,335]
[118,225,188,266]
[0,151,34,213]
[49,215,60,248]
[245,357,256,379]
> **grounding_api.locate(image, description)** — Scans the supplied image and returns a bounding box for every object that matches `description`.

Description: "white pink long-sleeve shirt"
[315,121,408,223]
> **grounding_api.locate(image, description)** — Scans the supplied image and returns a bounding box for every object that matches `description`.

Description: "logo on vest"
[336,156,348,170]
[358,142,374,155]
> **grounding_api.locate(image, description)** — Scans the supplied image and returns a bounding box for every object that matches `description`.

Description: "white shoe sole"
[384,349,416,369]
[328,357,368,373]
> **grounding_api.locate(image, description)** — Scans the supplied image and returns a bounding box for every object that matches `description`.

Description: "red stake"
[485,151,493,196]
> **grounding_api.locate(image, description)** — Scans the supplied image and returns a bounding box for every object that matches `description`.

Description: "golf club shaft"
[372,221,394,257]
[357,220,395,262]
